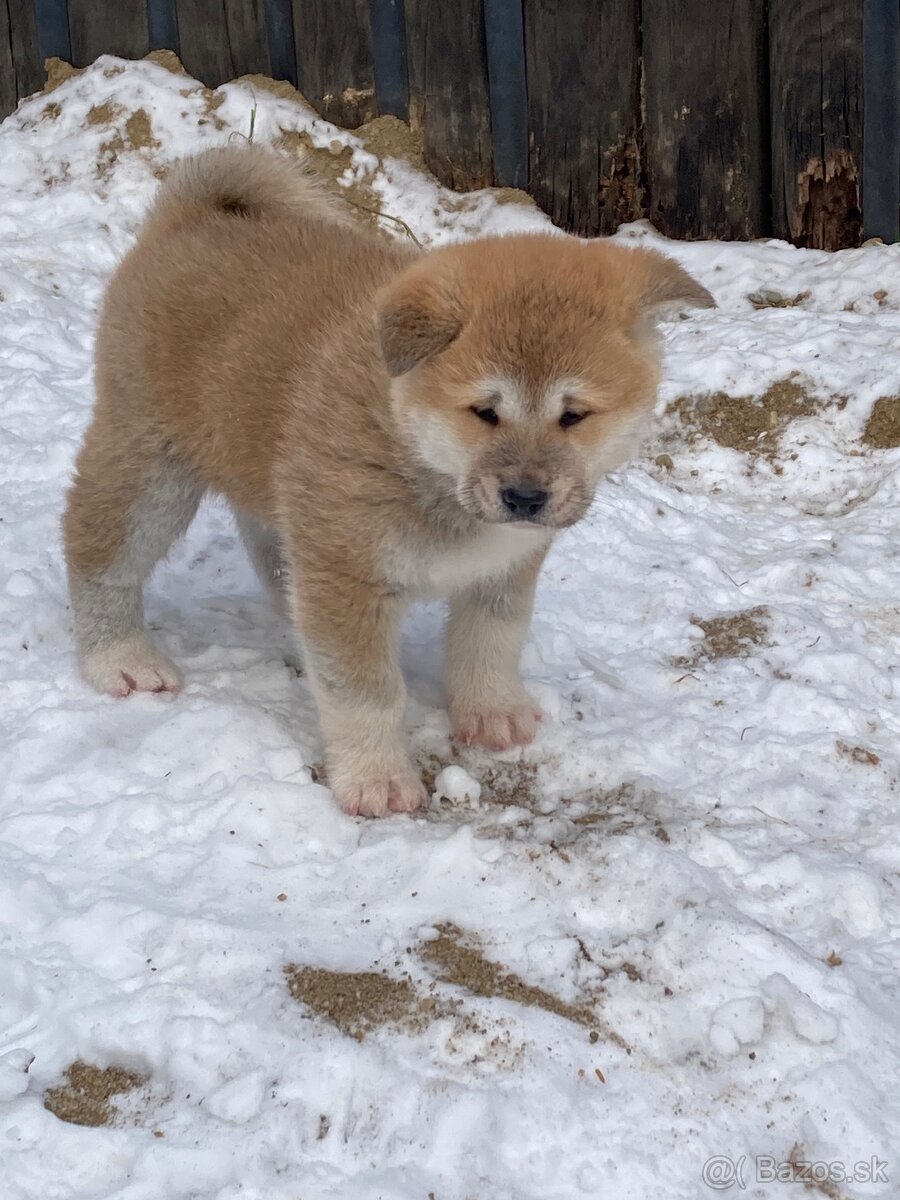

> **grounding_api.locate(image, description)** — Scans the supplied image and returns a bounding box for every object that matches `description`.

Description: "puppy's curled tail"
[146,144,345,230]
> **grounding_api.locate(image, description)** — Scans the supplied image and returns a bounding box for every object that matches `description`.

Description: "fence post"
[770,0,863,249]
[369,0,408,119]
[147,0,180,54]
[483,0,527,188]
[68,0,149,64]
[643,0,769,241]
[525,0,641,236]
[862,0,900,242]
[33,0,71,61]
[292,0,376,127]
[405,0,493,190]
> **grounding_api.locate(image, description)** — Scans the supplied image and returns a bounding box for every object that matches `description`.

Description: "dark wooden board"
[370,0,409,120]
[177,0,270,87]
[405,0,492,190]
[643,0,768,241]
[484,0,527,188]
[770,0,863,248]
[1,0,42,119]
[525,0,640,236]
[862,0,900,242]
[33,0,71,61]
[263,0,297,85]
[68,0,149,65]
[148,0,181,54]
[292,0,376,128]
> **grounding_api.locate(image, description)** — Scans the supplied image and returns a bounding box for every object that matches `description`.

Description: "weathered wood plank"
[263,0,297,85]
[405,0,492,190]
[1,0,42,118]
[643,0,768,241]
[770,0,863,248]
[484,0,527,188]
[177,0,270,88]
[525,0,640,236]
[148,0,181,54]
[0,0,20,119]
[862,0,900,242]
[34,0,71,62]
[370,0,409,120]
[68,0,149,65]
[292,0,376,128]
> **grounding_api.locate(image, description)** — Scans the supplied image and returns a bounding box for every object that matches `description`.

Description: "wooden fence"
[1,1,895,249]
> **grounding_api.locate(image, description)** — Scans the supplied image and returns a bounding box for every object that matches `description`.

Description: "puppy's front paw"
[81,636,183,698]
[452,702,542,751]
[333,771,428,818]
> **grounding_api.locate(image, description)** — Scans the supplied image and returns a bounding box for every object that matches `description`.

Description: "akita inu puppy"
[63,145,712,817]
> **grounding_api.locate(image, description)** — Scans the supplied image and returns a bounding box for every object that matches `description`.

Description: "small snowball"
[432,765,481,806]
[709,996,766,1058]
[0,1048,34,1101]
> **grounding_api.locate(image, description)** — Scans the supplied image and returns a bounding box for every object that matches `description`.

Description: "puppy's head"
[377,235,712,527]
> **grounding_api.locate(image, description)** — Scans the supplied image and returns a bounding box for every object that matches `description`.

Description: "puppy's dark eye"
[559,410,587,429]
[471,406,499,427]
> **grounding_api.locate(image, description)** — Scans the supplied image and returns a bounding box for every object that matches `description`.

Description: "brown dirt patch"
[87,102,121,126]
[668,378,842,458]
[285,964,438,1040]
[420,923,606,1036]
[675,606,770,669]
[836,739,880,767]
[96,108,160,179]
[233,73,317,109]
[145,49,189,76]
[43,57,84,93]
[41,101,61,121]
[571,781,670,844]
[124,108,157,150]
[862,396,900,449]
[44,1061,145,1127]
[477,762,540,809]
[358,114,426,174]
[200,89,227,128]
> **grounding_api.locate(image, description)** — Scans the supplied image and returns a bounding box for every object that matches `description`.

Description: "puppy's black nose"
[500,485,549,519]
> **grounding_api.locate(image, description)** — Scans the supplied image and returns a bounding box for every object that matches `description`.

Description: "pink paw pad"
[334,772,428,818]
[82,638,183,698]
[453,704,542,751]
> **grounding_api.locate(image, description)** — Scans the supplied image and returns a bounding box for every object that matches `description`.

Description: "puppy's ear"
[590,243,714,320]
[376,264,462,377]
[631,247,715,316]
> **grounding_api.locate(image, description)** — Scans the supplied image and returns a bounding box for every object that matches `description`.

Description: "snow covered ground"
[2,55,900,1200]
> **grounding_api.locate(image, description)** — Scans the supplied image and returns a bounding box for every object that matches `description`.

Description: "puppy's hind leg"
[63,430,203,697]
[233,508,289,617]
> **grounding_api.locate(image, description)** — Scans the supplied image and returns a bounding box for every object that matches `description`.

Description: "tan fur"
[63,144,713,817]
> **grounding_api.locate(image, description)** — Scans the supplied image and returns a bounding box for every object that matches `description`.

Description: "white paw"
[452,701,542,751]
[81,636,183,698]
[333,771,428,818]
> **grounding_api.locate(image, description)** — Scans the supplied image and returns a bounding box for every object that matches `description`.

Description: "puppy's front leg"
[293,574,425,817]
[446,548,548,751]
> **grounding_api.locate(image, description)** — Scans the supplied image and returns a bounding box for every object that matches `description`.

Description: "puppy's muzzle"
[500,484,549,521]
